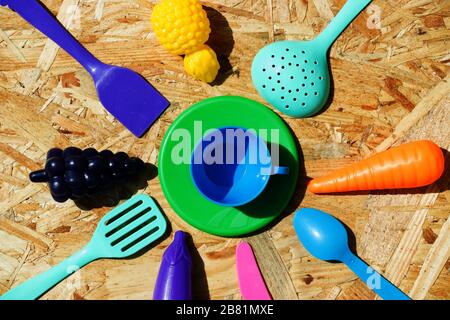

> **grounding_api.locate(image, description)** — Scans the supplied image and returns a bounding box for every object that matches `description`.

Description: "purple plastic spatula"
[1,0,170,137]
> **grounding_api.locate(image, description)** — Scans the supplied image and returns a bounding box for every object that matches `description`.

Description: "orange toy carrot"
[308,140,445,194]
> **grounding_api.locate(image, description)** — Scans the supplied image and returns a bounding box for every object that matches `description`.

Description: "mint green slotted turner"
[252,0,372,118]
[0,194,167,300]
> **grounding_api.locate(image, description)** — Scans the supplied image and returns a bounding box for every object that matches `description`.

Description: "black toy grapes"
[64,169,84,188]
[99,149,113,159]
[45,157,65,177]
[29,147,144,203]
[81,148,98,158]
[83,171,100,189]
[63,146,81,158]
[49,175,68,197]
[65,156,87,171]
[47,148,63,159]
[98,173,113,189]
[87,156,106,173]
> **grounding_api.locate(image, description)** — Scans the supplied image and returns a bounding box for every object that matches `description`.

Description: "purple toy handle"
[1,0,101,74]
[153,231,192,300]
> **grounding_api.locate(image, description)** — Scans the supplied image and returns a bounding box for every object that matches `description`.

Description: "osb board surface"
[0,0,449,300]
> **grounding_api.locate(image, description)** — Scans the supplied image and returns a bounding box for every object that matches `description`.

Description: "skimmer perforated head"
[252,40,330,118]
[252,0,373,118]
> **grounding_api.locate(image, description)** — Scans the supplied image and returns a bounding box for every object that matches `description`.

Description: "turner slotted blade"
[0,195,167,300]
[94,194,168,258]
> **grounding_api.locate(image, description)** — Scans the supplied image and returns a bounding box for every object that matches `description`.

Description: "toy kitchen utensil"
[0,194,167,300]
[252,0,372,118]
[153,231,192,300]
[191,127,289,207]
[293,208,411,300]
[236,241,271,300]
[1,0,170,137]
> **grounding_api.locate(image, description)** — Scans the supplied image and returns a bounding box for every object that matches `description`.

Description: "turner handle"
[342,252,411,300]
[0,245,96,300]
[316,0,373,48]
[1,0,101,74]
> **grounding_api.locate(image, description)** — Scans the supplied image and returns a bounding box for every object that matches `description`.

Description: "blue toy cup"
[190,127,289,207]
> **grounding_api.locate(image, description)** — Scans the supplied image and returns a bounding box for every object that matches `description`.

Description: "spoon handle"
[0,245,96,300]
[2,0,101,74]
[316,0,373,48]
[342,253,411,300]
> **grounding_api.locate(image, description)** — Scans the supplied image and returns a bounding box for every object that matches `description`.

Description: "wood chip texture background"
[0,0,448,300]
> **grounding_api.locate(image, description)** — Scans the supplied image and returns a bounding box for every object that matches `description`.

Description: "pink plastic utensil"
[236,241,272,300]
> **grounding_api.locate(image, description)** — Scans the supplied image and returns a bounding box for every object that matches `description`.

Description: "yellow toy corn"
[151,0,220,83]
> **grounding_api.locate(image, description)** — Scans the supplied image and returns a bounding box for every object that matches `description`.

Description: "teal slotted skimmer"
[252,0,372,118]
[0,194,167,300]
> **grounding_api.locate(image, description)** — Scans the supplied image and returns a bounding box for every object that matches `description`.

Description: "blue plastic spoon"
[1,0,169,137]
[293,208,411,300]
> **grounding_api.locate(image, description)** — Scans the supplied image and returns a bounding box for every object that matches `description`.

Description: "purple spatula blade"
[94,66,170,137]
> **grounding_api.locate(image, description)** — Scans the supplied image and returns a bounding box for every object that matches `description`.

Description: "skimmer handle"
[316,0,373,49]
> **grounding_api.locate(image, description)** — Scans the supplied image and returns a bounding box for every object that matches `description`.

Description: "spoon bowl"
[293,207,349,261]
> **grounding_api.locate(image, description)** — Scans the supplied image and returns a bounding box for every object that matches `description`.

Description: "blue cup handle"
[272,166,289,175]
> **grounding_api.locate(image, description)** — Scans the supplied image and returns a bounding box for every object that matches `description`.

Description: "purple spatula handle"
[153,231,192,300]
[2,0,101,74]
